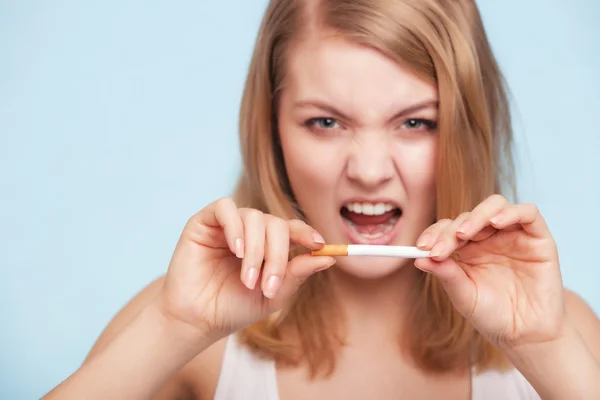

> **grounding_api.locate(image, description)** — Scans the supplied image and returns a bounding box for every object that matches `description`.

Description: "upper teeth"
[344,202,396,216]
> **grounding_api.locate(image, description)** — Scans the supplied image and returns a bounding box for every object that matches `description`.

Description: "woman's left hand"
[414,194,566,349]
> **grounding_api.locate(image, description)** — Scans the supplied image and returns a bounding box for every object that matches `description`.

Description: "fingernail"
[414,259,432,273]
[430,242,445,258]
[312,232,325,244]
[314,259,336,272]
[457,222,470,235]
[417,234,430,248]
[263,276,281,298]
[245,267,257,290]
[490,212,504,225]
[235,238,244,259]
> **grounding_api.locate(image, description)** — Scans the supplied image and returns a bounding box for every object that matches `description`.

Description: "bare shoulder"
[564,288,600,359]
[83,275,229,400]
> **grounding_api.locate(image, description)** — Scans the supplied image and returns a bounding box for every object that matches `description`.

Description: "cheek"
[394,138,437,201]
[278,125,342,199]
[279,127,343,231]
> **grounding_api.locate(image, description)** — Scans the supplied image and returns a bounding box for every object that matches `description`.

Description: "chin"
[330,256,414,280]
[317,199,427,280]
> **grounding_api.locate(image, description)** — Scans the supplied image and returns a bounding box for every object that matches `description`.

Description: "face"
[277,34,438,279]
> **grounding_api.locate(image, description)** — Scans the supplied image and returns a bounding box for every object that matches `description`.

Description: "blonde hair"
[232,0,515,377]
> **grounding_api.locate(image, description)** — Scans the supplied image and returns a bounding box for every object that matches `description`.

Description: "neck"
[327,262,422,344]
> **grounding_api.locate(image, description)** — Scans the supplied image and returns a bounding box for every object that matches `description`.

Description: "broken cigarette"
[311,244,430,258]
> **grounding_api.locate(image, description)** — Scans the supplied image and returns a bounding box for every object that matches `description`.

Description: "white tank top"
[214,334,541,400]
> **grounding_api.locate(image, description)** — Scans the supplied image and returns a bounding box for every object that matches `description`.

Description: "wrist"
[149,297,222,354]
[503,317,571,358]
[503,321,600,399]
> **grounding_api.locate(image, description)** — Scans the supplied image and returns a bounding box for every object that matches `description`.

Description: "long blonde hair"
[232,0,515,377]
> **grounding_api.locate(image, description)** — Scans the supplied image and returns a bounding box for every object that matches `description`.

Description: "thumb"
[414,257,477,318]
[270,254,336,306]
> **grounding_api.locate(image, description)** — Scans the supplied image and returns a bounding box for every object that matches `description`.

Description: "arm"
[42,199,332,399]
[563,289,600,361]
[43,277,212,400]
[505,289,600,400]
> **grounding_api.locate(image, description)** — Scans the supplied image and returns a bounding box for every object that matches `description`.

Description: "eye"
[305,117,340,130]
[401,118,437,131]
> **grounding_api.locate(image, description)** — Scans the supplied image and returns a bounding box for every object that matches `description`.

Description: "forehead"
[283,34,438,115]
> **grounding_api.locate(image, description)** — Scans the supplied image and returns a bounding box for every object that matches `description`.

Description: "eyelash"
[304,117,438,133]
[304,117,340,131]
[402,118,438,130]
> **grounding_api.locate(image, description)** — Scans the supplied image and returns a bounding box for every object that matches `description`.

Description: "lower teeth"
[344,216,398,239]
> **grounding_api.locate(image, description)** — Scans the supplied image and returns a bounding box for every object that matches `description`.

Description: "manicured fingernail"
[457,222,470,235]
[414,259,432,273]
[235,238,244,258]
[245,267,257,290]
[417,234,430,248]
[314,259,336,272]
[490,212,505,225]
[312,232,325,244]
[430,242,445,258]
[263,276,281,298]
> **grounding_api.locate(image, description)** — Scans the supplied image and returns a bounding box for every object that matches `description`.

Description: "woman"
[44,0,600,399]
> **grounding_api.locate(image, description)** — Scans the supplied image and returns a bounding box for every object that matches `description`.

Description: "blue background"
[1,1,598,398]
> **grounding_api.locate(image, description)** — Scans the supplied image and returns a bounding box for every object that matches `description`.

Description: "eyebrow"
[293,99,439,123]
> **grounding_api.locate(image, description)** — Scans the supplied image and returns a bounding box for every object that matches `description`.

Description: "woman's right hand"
[156,197,336,339]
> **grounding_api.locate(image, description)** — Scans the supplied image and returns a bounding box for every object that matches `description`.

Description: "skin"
[277,34,439,340]
[43,33,600,400]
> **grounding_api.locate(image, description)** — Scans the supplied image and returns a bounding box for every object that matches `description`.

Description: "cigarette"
[311,244,430,258]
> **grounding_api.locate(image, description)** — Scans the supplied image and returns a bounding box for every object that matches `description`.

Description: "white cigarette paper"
[312,245,430,258]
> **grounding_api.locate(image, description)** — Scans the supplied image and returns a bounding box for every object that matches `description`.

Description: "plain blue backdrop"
[1,1,599,398]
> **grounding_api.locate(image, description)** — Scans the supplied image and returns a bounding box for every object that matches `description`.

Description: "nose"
[346,134,394,189]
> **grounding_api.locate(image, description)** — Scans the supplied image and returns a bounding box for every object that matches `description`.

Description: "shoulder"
[563,288,600,359]
[83,275,230,400]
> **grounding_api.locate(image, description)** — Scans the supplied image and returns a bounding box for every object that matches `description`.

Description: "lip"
[339,196,403,210]
[338,196,403,245]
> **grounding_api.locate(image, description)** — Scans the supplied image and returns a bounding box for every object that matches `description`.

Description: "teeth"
[343,202,397,216]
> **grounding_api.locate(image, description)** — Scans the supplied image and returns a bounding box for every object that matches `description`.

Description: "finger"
[414,257,477,318]
[489,203,550,238]
[428,213,470,261]
[456,194,509,241]
[468,225,498,242]
[195,197,244,257]
[238,209,266,290]
[261,216,291,298]
[416,218,453,250]
[287,219,326,249]
[271,254,336,303]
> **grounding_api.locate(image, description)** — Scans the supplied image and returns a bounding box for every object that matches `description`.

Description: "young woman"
[44,0,600,399]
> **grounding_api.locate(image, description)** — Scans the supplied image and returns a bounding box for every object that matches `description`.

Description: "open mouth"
[340,201,402,241]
